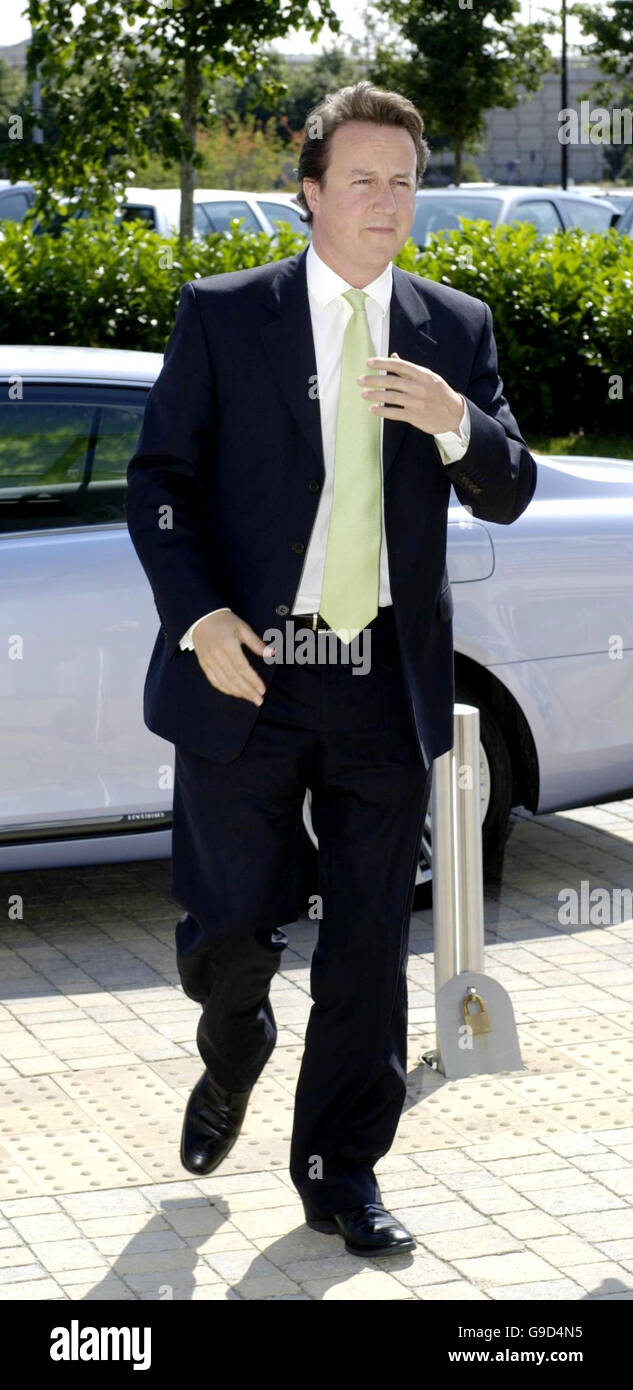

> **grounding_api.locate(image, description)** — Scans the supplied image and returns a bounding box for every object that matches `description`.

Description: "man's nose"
[372,184,399,213]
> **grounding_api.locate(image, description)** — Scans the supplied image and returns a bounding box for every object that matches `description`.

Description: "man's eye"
[353,179,411,186]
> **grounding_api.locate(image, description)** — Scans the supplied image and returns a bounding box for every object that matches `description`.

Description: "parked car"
[0,181,36,225]
[118,187,281,240]
[566,185,633,217]
[616,199,633,239]
[1,346,633,897]
[252,192,311,239]
[412,185,621,245]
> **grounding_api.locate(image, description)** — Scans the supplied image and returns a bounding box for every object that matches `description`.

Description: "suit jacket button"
[275,604,289,616]
[291,541,305,554]
[307,480,320,492]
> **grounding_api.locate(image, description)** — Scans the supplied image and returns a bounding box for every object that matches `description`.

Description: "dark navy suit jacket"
[125,244,537,770]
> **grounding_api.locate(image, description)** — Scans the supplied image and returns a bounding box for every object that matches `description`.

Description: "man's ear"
[302,179,318,217]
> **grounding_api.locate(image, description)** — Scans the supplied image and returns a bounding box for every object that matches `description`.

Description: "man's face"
[302,121,418,285]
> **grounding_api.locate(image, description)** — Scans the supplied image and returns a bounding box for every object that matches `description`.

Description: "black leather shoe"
[180,1070,251,1176]
[304,1201,416,1255]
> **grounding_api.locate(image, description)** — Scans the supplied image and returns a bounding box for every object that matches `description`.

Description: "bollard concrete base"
[432,970,524,1079]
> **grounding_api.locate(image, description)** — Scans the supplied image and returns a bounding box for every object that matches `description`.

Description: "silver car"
[413,185,621,245]
[1,347,632,888]
[118,187,285,241]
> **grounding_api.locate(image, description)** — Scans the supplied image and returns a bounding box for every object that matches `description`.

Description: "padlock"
[463,988,491,1036]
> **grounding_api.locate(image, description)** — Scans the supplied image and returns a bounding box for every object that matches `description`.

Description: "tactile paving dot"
[497,1071,629,1104]
[0,1082,91,1137]
[147,1059,201,1088]
[519,1045,582,1074]
[216,1140,288,1173]
[520,1017,633,1047]
[53,1065,183,1135]
[534,1098,633,1132]
[389,1114,470,1152]
[2,1128,149,1192]
[557,1039,633,1074]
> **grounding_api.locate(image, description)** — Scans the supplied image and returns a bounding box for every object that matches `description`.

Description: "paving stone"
[219,1207,306,1240]
[410,1280,489,1299]
[30,1238,106,1273]
[60,1189,157,1220]
[526,1235,608,1266]
[59,1277,136,1300]
[299,1269,415,1299]
[486,1277,586,1299]
[391,1201,489,1236]
[569,1152,629,1174]
[0,1278,64,1300]
[594,1240,633,1260]
[0,1197,63,1218]
[91,1230,187,1257]
[530,1184,626,1217]
[417,1224,523,1260]
[451,1250,562,1286]
[498,1206,573,1239]
[563,1261,633,1293]
[541,1132,603,1157]
[563,1210,633,1241]
[0,1247,39,1270]
[119,1264,224,1294]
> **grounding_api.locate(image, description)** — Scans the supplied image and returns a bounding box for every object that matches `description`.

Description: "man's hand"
[192,610,273,707]
[357,352,464,435]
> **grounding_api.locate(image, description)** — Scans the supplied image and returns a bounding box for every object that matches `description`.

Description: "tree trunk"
[453,138,463,185]
[180,38,201,243]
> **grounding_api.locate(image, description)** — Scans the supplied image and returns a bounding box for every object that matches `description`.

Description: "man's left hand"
[358,353,464,435]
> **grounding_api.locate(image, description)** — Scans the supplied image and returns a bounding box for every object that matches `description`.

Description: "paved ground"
[2,799,633,1301]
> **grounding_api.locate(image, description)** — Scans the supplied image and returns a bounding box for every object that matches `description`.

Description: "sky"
[1,0,586,53]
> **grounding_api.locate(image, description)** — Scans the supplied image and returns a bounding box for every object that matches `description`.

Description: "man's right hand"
[192,610,272,707]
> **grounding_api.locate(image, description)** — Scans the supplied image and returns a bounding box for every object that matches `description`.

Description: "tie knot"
[342,287,368,314]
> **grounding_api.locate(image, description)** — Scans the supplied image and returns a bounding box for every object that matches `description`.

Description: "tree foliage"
[6,0,339,238]
[365,0,553,182]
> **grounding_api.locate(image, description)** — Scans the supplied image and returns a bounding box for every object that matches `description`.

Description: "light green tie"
[319,288,382,642]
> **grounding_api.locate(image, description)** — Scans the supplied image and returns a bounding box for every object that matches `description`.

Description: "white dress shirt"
[179,241,470,648]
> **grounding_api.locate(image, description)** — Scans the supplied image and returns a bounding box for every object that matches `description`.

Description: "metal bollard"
[425,703,522,1078]
[431,704,483,998]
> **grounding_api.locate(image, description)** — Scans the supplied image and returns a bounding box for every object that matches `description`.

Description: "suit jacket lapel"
[259,246,439,482]
[259,247,324,480]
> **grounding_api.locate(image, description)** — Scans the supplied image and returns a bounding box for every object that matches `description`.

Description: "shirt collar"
[306,239,392,315]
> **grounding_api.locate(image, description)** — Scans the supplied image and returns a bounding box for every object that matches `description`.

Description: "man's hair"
[294,81,430,224]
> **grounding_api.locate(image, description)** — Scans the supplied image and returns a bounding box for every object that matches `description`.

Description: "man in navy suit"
[126,81,536,1257]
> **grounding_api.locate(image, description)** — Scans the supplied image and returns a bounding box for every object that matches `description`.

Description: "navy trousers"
[170,606,432,1216]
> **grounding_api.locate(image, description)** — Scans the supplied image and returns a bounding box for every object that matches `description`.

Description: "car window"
[118,204,157,228]
[509,200,564,233]
[195,200,261,235]
[563,200,614,231]
[0,192,31,222]
[257,200,309,236]
[412,196,503,245]
[0,384,148,533]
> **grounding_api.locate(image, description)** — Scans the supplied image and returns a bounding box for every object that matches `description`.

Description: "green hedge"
[1,214,632,436]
